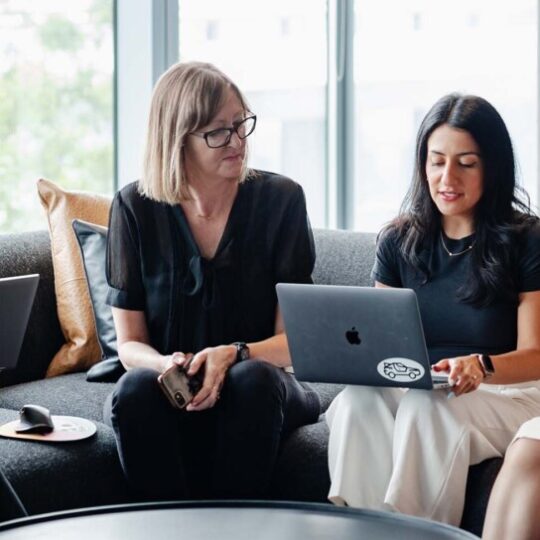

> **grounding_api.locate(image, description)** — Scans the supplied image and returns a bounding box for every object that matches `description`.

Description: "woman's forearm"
[247,333,290,368]
[485,348,540,385]
[118,341,169,373]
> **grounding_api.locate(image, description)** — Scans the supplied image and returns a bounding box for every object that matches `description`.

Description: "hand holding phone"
[157,363,203,409]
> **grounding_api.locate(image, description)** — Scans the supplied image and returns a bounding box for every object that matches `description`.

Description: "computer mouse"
[15,404,54,434]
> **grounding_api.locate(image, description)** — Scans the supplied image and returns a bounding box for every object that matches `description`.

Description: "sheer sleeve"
[274,184,315,284]
[105,189,145,310]
[370,228,402,287]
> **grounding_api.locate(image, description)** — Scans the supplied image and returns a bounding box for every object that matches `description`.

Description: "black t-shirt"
[105,170,315,355]
[371,224,540,364]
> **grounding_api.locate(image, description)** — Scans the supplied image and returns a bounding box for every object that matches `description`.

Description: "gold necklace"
[440,232,475,257]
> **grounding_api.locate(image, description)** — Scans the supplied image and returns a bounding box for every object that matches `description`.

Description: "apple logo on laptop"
[345,327,361,345]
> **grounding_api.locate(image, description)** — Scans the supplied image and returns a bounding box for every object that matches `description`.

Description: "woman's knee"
[505,438,540,473]
[327,386,398,424]
[396,389,471,436]
[224,360,285,403]
[398,388,436,413]
[340,385,397,409]
[112,368,162,414]
[398,388,466,419]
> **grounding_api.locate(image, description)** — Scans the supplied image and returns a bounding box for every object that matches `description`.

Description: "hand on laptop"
[432,355,485,396]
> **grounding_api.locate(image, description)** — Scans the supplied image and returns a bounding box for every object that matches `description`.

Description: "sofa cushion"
[310,383,344,412]
[0,373,114,423]
[72,220,125,383]
[37,178,111,377]
[0,408,132,516]
[313,229,376,287]
[460,458,503,536]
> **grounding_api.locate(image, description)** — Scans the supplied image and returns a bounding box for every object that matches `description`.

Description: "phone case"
[157,365,193,409]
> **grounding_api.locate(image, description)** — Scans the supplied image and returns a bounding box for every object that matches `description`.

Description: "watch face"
[235,342,249,362]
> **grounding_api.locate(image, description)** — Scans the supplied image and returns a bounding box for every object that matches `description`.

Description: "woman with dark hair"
[325,94,540,526]
[105,61,320,500]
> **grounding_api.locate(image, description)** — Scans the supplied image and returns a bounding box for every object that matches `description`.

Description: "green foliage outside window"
[0,0,113,232]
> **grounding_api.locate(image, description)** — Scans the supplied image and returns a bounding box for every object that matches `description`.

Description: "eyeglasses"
[190,115,257,149]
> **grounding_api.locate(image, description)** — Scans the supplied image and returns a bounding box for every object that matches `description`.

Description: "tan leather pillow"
[37,178,112,377]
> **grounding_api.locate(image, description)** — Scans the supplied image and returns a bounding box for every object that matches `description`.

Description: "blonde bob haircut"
[139,61,252,204]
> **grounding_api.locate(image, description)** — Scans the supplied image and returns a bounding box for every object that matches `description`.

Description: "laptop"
[276,283,450,390]
[0,274,39,369]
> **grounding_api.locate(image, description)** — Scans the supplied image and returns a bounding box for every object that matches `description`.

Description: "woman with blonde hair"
[105,61,320,499]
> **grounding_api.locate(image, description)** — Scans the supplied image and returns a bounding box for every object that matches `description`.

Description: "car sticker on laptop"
[377,358,425,382]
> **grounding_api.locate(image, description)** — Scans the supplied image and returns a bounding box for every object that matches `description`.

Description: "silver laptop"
[0,274,39,369]
[276,283,450,389]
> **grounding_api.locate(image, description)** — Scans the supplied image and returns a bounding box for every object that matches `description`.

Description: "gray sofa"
[0,228,501,535]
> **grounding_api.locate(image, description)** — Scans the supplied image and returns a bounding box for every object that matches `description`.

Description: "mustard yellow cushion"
[37,178,111,377]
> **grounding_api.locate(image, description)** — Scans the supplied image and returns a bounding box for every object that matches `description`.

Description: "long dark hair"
[389,93,536,306]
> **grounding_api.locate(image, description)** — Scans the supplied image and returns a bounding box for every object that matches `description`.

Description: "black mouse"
[15,404,54,434]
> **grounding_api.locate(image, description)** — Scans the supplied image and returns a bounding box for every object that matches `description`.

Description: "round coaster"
[0,416,96,442]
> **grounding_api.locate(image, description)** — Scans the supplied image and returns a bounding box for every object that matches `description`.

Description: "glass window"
[353,0,537,232]
[0,0,114,232]
[179,0,328,227]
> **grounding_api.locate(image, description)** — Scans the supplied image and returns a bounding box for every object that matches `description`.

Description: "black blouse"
[105,170,315,356]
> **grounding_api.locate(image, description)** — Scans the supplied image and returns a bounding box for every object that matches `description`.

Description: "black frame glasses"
[190,115,257,149]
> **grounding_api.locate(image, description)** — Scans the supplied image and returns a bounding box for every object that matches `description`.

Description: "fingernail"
[447,391,456,400]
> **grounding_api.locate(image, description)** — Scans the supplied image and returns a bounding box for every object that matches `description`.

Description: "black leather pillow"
[72,219,125,382]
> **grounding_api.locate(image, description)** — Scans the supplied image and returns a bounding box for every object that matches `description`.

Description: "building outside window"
[178,0,328,227]
[353,0,538,231]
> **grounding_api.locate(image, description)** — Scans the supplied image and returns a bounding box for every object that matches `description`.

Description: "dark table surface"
[0,501,479,539]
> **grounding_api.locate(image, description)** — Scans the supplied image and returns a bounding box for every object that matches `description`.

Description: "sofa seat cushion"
[0,408,132,516]
[0,377,343,422]
[309,383,344,412]
[0,374,114,422]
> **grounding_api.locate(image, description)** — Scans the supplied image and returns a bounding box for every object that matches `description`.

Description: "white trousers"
[326,384,540,526]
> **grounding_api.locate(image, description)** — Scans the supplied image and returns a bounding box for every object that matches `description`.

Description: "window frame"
[115,0,540,226]
[114,0,178,190]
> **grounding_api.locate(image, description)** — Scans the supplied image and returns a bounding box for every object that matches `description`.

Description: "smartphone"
[157,365,194,409]
[157,364,204,409]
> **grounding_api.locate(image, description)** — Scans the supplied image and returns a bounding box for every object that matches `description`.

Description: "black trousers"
[105,360,320,500]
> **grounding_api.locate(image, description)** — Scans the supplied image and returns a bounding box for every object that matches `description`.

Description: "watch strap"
[232,342,250,363]
[477,354,495,379]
